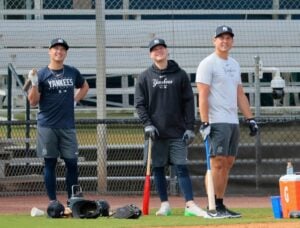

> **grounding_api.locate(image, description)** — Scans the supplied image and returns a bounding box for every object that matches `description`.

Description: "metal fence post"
[7,66,12,138]
[96,0,107,193]
[254,56,262,190]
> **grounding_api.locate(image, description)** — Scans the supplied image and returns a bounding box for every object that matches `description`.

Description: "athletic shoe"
[184,204,208,217]
[216,205,242,218]
[156,203,171,216]
[206,209,230,219]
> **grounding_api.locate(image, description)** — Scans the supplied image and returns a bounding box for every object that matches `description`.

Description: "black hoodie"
[135,60,195,139]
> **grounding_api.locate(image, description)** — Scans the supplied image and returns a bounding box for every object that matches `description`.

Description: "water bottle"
[286,161,294,175]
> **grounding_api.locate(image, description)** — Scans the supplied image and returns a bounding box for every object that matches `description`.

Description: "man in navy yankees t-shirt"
[28,38,89,207]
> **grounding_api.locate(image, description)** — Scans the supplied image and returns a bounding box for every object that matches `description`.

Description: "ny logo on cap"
[154,39,160,44]
[58,39,63,43]
[222,26,229,32]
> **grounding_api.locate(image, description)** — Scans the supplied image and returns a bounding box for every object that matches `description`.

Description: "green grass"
[0,208,296,228]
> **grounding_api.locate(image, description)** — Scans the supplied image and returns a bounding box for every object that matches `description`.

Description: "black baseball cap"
[215,25,234,38]
[49,38,69,50]
[149,38,167,52]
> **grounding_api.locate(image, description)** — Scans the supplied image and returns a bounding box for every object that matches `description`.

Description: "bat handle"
[23,80,32,92]
[146,138,152,175]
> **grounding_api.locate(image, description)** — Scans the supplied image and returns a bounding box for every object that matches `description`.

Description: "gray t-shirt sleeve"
[195,54,213,85]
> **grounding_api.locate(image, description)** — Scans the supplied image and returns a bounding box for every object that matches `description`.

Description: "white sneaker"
[156,202,171,216]
[184,204,208,217]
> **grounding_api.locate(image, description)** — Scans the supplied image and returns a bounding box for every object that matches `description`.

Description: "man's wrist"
[31,81,38,86]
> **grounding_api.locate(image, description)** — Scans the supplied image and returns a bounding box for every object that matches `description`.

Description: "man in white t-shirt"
[196,25,258,218]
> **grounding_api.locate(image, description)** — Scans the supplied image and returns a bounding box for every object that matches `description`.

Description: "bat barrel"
[142,138,152,215]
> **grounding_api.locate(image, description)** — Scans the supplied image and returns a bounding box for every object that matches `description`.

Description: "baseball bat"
[142,138,152,215]
[205,138,216,211]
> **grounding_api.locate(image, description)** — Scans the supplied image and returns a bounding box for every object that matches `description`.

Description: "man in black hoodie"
[135,38,209,217]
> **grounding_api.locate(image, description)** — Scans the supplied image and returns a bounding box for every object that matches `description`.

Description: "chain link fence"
[2,0,300,10]
[0,118,299,196]
[111,0,299,10]
[1,0,300,197]
[0,119,144,196]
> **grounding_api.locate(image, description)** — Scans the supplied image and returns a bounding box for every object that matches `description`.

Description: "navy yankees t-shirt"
[37,65,85,128]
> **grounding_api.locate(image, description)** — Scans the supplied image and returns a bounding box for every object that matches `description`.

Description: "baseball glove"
[71,200,100,219]
[47,200,65,218]
[113,204,142,219]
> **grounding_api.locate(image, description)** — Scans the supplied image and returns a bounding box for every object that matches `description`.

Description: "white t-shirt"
[196,53,241,124]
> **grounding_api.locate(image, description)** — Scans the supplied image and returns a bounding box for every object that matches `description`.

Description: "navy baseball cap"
[149,38,167,52]
[49,38,69,50]
[215,25,234,38]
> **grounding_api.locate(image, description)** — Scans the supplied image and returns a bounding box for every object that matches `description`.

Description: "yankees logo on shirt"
[48,78,74,93]
[152,76,173,89]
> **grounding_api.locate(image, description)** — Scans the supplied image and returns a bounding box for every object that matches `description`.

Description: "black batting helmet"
[47,200,65,218]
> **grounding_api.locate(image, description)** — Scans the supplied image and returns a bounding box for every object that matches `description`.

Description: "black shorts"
[36,126,78,159]
[144,138,188,167]
[210,123,240,157]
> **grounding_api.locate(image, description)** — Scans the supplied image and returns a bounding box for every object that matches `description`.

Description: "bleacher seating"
[1,19,300,110]
[1,19,300,75]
